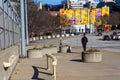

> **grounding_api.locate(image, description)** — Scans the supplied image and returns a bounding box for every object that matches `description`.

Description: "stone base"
[43,47,57,55]
[59,46,72,53]
[27,50,43,58]
[82,52,102,62]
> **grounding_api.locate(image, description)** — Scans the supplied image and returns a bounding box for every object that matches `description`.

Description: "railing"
[46,54,57,80]
[0,0,20,50]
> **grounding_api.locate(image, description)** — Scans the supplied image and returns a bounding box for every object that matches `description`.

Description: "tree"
[11,1,68,36]
[13,1,61,36]
[115,0,120,6]
[95,15,109,30]
[108,12,120,25]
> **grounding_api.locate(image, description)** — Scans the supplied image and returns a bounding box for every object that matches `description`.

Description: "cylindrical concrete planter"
[27,50,43,58]
[82,52,102,62]
[59,46,71,53]
[43,47,57,55]
[60,46,67,53]
[48,47,57,54]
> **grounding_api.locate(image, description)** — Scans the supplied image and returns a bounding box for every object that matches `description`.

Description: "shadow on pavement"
[39,71,52,76]
[32,66,52,80]
[32,66,45,80]
[70,59,83,62]
[70,52,81,54]
[37,67,48,70]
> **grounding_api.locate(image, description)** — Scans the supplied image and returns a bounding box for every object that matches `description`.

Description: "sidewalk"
[10,46,120,80]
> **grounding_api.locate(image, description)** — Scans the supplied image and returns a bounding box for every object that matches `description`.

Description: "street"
[29,34,120,52]
[63,34,120,52]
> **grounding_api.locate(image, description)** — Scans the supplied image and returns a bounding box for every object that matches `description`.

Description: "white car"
[117,32,120,40]
[111,32,120,40]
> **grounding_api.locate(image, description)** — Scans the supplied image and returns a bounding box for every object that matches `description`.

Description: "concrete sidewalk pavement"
[10,47,120,80]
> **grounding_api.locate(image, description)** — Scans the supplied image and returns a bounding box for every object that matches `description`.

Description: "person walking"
[81,33,88,51]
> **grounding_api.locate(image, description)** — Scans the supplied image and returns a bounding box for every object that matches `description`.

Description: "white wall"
[71,24,95,33]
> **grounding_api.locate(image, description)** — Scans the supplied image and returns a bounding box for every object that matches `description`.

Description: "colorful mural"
[75,10,81,25]
[89,9,96,24]
[96,8,102,19]
[81,9,88,25]
[66,10,75,25]
[102,7,110,16]
[60,6,110,27]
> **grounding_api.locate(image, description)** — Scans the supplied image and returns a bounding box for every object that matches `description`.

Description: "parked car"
[103,35,110,40]
[117,32,120,40]
[110,32,120,40]
[96,32,102,36]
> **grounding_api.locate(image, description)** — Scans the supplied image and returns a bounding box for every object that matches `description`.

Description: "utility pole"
[20,0,27,57]
[25,0,29,45]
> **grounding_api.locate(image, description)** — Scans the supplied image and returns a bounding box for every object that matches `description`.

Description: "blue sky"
[34,0,63,5]
[34,0,99,5]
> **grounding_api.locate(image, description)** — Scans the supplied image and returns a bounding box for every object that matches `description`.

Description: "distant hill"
[43,4,64,11]
[97,2,120,13]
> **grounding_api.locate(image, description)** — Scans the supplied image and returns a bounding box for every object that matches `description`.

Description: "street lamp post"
[20,0,27,57]
[25,0,29,45]
[59,26,62,53]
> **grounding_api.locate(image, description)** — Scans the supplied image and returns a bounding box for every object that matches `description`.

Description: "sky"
[34,0,99,5]
[34,0,63,5]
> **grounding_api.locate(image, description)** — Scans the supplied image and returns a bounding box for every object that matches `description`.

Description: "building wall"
[70,0,87,9]
[68,0,98,33]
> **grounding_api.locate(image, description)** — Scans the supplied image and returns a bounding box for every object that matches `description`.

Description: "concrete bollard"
[47,36,51,39]
[33,37,36,41]
[62,34,65,37]
[56,35,60,38]
[40,36,43,40]
[52,35,55,38]
[66,34,69,37]
[71,34,74,36]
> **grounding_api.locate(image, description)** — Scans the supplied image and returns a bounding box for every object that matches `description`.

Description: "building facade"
[70,0,87,9]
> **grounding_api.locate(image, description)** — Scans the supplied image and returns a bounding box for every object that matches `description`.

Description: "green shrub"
[86,47,100,53]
